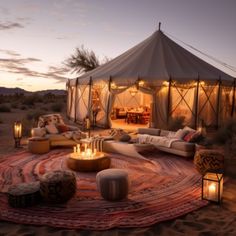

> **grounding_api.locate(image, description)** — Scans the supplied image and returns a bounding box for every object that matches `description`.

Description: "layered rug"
[0,149,208,230]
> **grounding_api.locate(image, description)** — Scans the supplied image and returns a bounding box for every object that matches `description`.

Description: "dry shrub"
[51,103,63,112]
[167,116,185,131]
[0,105,11,112]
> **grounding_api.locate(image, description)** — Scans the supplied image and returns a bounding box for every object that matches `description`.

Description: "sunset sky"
[0,0,236,91]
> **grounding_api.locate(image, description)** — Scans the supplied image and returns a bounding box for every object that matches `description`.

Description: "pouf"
[28,137,50,154]
[40,170,76,203]
[8,182,41,208]
[96,169,129,201]
[194,149,224,175]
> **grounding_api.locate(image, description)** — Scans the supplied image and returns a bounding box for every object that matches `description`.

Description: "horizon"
[0,0,236,92]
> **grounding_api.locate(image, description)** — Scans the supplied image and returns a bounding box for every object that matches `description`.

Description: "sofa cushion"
[57,124,70,133]
[119,134,131,142]
[174,129,189,139]
[45,134,67,141]
[183,131,201,142]
[160,129,171,137]
[38,114,65,128]
[171,140,195,152]
[45,124,59,134]
[32,127,46,137]
[138,128,160,136]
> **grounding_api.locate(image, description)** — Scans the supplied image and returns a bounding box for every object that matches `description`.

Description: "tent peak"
[158,22,161,31]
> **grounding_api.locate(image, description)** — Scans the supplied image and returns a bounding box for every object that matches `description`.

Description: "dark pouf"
[40,170,76,203]
[8,182,41,208]
[194,149,224,175]
[96,169,129,201]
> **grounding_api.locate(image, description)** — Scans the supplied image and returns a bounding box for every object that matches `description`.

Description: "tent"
[67,29,236,129]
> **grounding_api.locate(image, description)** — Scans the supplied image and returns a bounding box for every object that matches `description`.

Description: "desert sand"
[0,109,236,235]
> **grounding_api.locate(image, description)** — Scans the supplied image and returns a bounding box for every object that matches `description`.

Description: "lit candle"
[84,144,87,152]
[209,183,216,200]
[76,144,80,154]
[86,148,92,158]
[73,146,76,154]
[81,151,85,158]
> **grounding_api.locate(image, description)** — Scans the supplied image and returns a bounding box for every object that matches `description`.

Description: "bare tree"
[65,45,100,74]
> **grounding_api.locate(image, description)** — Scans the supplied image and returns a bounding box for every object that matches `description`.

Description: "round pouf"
[96,169,129,201]
[28,137,50,154]
[40,170,76,203]
[8,182,41,208]
[194,149,224,175]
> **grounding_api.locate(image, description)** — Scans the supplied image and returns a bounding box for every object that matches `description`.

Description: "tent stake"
[231,78,236,117]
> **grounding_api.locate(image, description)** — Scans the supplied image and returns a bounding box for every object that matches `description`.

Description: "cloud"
[0,51,68,83]
[0,21,24,30]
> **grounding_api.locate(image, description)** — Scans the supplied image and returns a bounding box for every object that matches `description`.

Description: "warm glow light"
[110,82,117,89]
[138,80,145,86]
[163,81,169,86]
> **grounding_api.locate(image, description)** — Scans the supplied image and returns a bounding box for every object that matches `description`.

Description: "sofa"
[31,114,81,147]
[102,127,198,158]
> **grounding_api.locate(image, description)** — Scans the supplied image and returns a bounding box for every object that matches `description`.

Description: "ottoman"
[28,137,50,154]
[194,149,224,175]
[40,170,76,203]
[96,169,129,201]
[8,182,41,208]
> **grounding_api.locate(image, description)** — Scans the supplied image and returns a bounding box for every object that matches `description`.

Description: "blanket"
[61,130,87,142]
[138,134,180,148]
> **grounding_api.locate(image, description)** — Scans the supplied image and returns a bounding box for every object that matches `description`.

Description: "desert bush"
[20,105,27,110]
[26,110,45,122]
[213,118,236,145]
[51,103,64,112]
[22,95,43,106]
[167,116,185,131]
[11,102,19,109]
[0,105,11,112]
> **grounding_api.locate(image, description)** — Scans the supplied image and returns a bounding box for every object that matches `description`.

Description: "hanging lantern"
[202,170,223,203]
[13,121,22,148]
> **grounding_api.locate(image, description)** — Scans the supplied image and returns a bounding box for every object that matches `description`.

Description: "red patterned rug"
[0,149,208,230]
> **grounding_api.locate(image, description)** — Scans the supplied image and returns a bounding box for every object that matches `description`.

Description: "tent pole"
[194,77,200,129]
[231,78,236,117]
[74,77,79,123]
[107,76,112,128]
[88,76,92,118]
[216,78,221,129]
[167,77,172,126]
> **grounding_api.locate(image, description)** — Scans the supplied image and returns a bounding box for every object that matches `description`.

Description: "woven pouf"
[40,170,76,203]
[194,149,224,175]
[8,182,41,208]
[96,169,129,201]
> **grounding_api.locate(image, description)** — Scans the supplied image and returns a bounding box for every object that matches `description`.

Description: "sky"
[0,0,236,91]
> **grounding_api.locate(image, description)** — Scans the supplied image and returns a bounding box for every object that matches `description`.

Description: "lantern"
[13,121,22,148]
[202,170,223,203]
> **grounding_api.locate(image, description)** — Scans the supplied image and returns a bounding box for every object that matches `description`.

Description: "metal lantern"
[13,121,22,148]
[202,170,223,203]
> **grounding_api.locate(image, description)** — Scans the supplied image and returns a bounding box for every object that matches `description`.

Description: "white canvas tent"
[67,29,236,129]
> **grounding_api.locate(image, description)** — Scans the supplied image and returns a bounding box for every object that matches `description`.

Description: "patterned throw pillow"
[183,131,201,142]
[174,129,190,139]
[38,114,65,128]
[45,124,59,134]
[57,124,69,133]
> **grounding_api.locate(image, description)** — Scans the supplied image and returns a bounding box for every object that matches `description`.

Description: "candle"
[76,144,80,154]
[209,183,216,200]
[73,146,76,154]
[84,144,87,152]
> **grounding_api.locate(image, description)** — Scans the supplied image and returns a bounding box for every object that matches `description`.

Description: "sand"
[0,111,236,235]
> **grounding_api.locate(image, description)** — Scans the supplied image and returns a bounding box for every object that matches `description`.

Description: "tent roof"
[70,30,234,86]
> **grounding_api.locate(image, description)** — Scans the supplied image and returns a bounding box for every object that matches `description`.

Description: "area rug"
[0,149,208,230]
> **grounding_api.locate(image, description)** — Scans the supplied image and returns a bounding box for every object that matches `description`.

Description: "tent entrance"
[110,89,152,129]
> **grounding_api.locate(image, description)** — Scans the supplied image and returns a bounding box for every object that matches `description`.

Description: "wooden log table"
[67,152,111,172]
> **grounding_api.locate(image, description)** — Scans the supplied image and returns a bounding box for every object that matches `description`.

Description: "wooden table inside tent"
[126,110,150,124]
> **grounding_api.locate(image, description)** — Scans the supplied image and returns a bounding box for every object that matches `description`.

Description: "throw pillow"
[119,134,131,142]
[174,129,189,139]
[57,124,69,133]
[31,127,46,137]
[183,131,201,142]
[45,124,59,134]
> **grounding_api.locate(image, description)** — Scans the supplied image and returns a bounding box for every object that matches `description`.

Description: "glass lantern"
[202,170,223,203]
[13,121,22,148]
